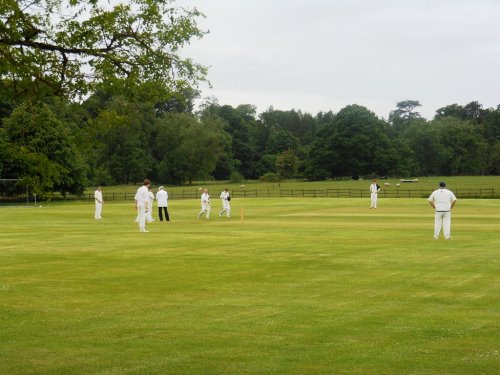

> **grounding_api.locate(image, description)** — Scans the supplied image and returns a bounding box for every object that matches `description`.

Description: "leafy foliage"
[306,105,394,179]
[155,113,224,184]
[0,0,207,98]
[2,102,87,195]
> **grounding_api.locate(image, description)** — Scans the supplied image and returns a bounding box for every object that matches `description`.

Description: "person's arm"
[428,191,435,209]
[428,193,435,209]
[134,189,141,210]
[450,192,457,210]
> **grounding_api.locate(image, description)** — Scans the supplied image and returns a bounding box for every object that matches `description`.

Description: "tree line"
[1,1,499,196]
[1,91,498,196]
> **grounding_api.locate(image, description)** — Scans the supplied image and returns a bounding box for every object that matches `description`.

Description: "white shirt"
[201,192,210,204]
[156,190,168,207]
[428,188,457,211]
[220,191,230,200]
[134,186,149,207]
[94,190,103,204]
[370,183,380,194]
[148,191,154,203]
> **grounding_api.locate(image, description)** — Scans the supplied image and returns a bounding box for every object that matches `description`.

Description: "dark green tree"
[306,105,395,179]
[155,113,224,184]
[260,108,316,138]
[435,103,465,120]
[403,122,443,176]
[389,100,422,128]
[265,129,300,155]
[482,105,500,143]
[275,150,299,178]
[435,101,486,124]
[433,117,489,175]
[462,101,484,123]
[212,104,257,178]
[487,140,500,174]
[2,102,87,194]
[255,154,277,177]
[199,112,234,180]
[90,97,155,184]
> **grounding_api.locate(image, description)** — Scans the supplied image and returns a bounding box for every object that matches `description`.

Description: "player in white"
[134,179,151,232]
[156,186,170,222]
[147,187,155,222]
[219,188,231,218]
[428,182,457,240]
[94,186,104,219]
[197,188,211,219]
[369,179,381,208]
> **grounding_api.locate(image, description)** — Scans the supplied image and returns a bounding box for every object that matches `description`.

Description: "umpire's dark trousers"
[158,207,170,221]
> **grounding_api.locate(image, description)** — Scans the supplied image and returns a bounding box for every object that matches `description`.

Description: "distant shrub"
[229,171,244,183]
[304,168,328,181]
[259,172,280,182]
[91,167,115,186]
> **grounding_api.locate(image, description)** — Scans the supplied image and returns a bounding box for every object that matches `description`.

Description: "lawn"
[0,198,499,374]
[83,176,500,201]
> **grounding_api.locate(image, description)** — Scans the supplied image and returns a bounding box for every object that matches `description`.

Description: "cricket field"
[0,198,499,374]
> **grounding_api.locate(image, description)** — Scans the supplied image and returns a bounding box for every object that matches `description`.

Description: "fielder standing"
[428,181,457,240]
[370,179,381,209]
[134,179,151,232]
[94,186,104,219]
[197,188,211,219]
[219,188,231,218]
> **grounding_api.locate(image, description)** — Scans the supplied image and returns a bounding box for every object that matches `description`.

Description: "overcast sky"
[176,0,500,119]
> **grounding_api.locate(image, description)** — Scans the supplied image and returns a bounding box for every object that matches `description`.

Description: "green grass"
[1,198,499,374]
[86,176,500,198]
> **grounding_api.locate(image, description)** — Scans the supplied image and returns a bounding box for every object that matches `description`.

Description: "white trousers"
[198,203,210,219]
[95,203,102,219]
[147,202,154,221]
[220,200,230,217]
[370,193,378,208]
[434,211,452,239]
[137,205,147,231]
